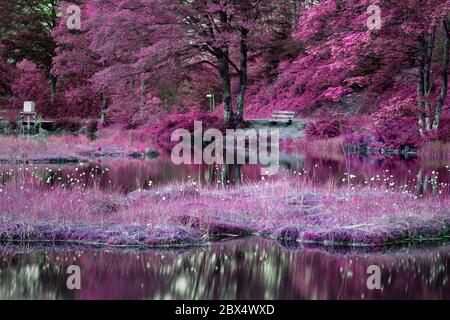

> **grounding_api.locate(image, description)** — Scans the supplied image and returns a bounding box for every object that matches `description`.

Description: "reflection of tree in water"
[0,240,449,299]
[416,169,440,196]
[0,251,73,299]
[2,152,448,196]
[220,164,242,185]
[68,240,294,300]
[301,154,450,196]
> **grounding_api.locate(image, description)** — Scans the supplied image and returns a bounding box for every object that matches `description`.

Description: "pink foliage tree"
[83,0,295,126]
[52,0,191,125]
[11,60,51,115]
[247,0,382,117]
[52,1,103,119]
[247,0,450,143]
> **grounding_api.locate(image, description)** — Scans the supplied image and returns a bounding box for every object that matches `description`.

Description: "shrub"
[306,116,350,139]
[374,116,422,150]
[369,86,424,150]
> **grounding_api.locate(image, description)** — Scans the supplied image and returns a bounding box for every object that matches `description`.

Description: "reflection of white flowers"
[367,5,382,31]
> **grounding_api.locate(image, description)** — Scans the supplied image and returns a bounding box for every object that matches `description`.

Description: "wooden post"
[207,93,215,112]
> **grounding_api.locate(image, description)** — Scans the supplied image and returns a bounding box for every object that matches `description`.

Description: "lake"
[0,151,450,299]
[1,151,449,195]
[0,238,449,299]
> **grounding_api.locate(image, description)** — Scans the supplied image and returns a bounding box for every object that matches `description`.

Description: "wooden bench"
[271,110,295,124]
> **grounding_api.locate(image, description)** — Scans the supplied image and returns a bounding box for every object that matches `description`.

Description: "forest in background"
[0,0,450,151]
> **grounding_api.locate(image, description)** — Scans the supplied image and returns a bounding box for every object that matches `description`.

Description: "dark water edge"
[0,238,449,300]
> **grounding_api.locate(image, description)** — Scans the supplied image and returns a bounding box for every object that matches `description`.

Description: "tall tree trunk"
[49,2,58,110]
[218,49,233,125]
[140,74,146,107]
[235,27,248,124]
[417,35,426,137]
[424,32,435,131]
[292,0,301,28]
[217,10,233,125]
[101,93,109,126]
[50,75,57,108]
[221,164,232,185]
[432,19,449,130]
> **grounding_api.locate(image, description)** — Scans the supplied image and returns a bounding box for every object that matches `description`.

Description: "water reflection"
[0,153,449,195]
[0,239,449,300]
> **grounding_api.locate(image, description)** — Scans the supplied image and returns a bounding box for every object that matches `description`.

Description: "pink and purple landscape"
[0,0,450,303]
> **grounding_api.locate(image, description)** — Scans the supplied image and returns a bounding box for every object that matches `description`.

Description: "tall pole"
[207,93,215,112]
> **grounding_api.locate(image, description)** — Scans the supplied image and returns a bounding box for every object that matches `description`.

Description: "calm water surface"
[1,152,450,195]
[0,238,449,300]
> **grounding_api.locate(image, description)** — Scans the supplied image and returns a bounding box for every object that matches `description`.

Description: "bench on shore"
[271,110,296,124]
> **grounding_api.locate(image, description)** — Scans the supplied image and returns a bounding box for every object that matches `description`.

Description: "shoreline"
[1,234,449,254]
[1,125,449,163]
[1,230,449,250]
